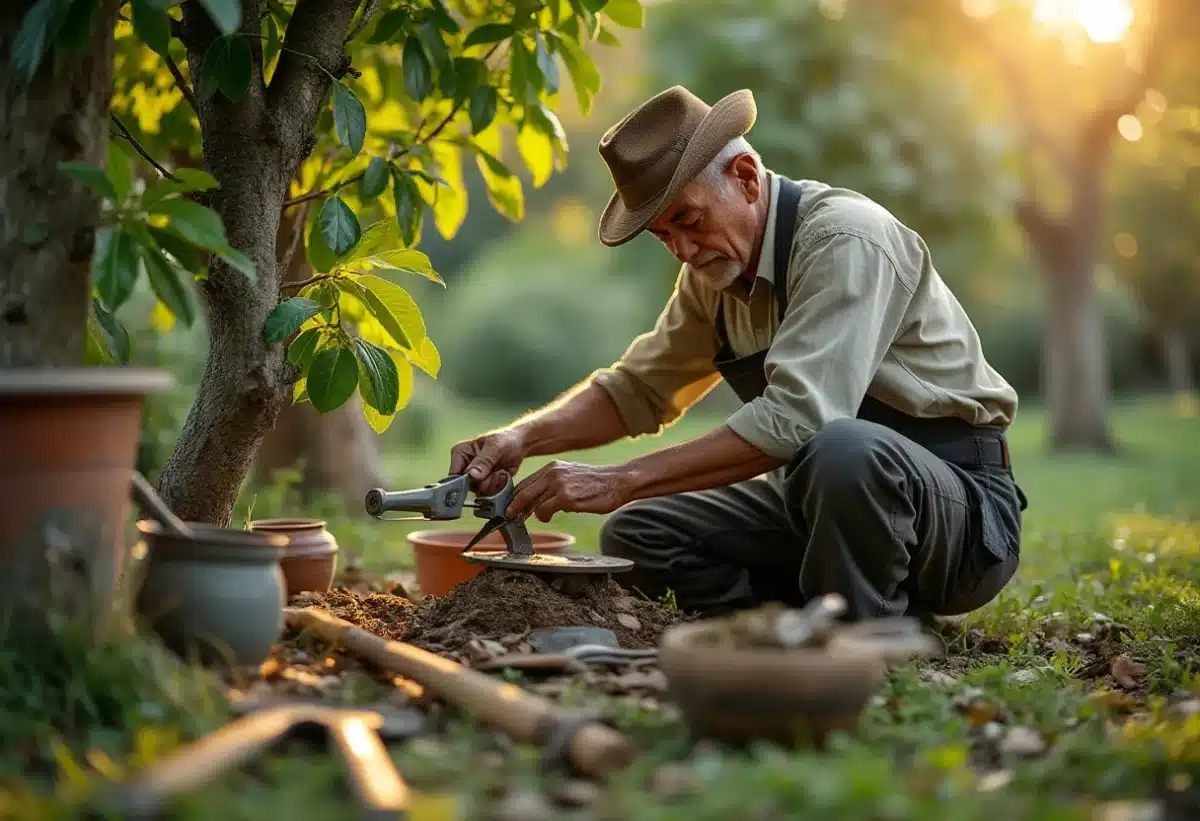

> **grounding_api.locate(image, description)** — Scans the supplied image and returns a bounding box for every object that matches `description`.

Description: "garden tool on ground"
[473,626,658,674]
[365,473,633,576]
[98,699,426,819]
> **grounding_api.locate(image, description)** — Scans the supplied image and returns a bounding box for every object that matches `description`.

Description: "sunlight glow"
[1117,114,1144,141]
[1032,0,1135,43]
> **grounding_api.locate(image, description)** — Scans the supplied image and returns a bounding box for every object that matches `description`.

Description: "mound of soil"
[290,588,416,641]
[407,569,683,653]
[289,569,684,658]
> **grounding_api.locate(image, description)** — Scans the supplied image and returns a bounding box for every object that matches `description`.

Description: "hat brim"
[597,89,757,248]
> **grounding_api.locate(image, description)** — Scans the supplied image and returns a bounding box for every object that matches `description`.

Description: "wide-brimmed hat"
[596,86,757,247]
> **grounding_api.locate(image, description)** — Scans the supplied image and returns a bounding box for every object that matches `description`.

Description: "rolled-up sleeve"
[590,266,723,437]
[726,230,916,459]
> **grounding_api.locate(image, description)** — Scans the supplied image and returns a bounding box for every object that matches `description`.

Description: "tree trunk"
[0,0,120,367]
[1039,263,1114,452]
[1161,326,1195,396]
[254,204,387,510]
[156,0,364,525]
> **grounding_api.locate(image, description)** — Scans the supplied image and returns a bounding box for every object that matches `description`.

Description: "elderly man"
[449,86,1027,620]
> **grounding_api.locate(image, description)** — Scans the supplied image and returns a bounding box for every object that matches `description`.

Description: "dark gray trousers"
[600,418,1023,620]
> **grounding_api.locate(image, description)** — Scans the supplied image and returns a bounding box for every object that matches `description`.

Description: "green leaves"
[152,199,226,248]
[368,8,408,43]
[392,170,423,246]
[602,0,644,28]
[198,35,252,102]
[264,297,322,344]
[403,36,434,102]
[339,274,424,350]
[555,35,601,116]
[306,346,360,413]
[197,0,242,36]
[93,227,140,313]
[287,327,324,367]
[58,161,117,200]
[354,338,400,416]
[319,196,361,257]
[10,0,72,88]
[360,157,390,200]
[140,243,197,327]
[463,22,514,48]
[332,82,367,157]
[131,0,172,58]
[469,86,498,134]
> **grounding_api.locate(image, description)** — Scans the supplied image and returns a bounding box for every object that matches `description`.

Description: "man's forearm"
[511,381,631,458]
[620,424,787,500]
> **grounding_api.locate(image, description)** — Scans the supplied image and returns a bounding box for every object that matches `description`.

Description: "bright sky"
[1031,0,1135,43]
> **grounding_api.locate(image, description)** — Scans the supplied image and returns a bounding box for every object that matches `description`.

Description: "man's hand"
[448,429,527,495]
[506,461,631,522]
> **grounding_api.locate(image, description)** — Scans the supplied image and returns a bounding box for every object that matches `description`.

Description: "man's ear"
[729,153,761,204]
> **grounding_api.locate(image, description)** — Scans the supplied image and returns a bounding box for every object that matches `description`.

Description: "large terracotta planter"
[0,368,173,619]
[406,529,574,597]
[134,519,288,667]
[248,518,339,596]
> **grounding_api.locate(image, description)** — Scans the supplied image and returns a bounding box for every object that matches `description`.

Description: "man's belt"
[921,434,1010,471]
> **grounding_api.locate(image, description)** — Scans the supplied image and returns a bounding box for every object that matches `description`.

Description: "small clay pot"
[133,519,288,667]
[406,529,574,597]
[248,518,338,596]
[658,619,889,748]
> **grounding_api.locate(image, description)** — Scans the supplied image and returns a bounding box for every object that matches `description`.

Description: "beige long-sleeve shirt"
[589,170,1019,460]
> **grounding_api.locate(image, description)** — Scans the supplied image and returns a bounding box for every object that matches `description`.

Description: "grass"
[3,395,1198,819]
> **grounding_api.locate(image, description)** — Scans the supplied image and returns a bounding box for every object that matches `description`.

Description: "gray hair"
[695,136,762,199]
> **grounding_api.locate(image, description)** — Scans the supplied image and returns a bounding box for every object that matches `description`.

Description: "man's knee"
[786,417,897,498]
[599,499,658,558]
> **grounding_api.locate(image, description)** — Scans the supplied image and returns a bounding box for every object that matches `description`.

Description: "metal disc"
[461,550,634,574]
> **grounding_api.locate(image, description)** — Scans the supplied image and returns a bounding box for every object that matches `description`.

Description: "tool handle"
[365,475,469,520]
[285,607,637,779]
[101,708,298,817]
[130,469,194,538]
[327,716,411,817]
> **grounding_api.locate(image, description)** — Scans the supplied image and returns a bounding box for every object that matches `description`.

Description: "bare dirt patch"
[285,569,684,659]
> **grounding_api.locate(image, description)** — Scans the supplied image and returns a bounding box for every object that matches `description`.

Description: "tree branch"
[280,202,309,275]
[969,19,1072,174]
[166,54,199,114]
[267,0,365,147]
[280,42,500,211]
[283,171,366,208]
[110,113,179,182]
[281,273,336,291]
[345,0,380,44]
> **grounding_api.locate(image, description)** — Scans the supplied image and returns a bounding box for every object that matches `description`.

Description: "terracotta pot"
[406,529,574,597]
[0,368,173,618]
[659,619,889,748]
[248,518,338,596]
[133,519,288,667]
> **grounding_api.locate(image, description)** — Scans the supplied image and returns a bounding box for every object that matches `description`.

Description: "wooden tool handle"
[284,607,637,778]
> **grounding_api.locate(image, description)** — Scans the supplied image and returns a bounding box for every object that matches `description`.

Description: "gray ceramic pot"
[133,519,288,667]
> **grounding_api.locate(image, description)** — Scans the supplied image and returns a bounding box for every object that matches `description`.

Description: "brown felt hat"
[596,85,757,247]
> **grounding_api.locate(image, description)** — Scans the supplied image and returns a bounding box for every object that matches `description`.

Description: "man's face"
[646,153,765,289]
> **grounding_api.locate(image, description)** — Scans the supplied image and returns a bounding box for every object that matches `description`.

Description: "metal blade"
[460,517,506,553]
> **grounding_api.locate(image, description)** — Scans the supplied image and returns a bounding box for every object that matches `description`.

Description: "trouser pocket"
[940,468,1023,615]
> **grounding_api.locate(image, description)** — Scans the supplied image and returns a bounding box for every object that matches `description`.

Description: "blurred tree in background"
[1109,106,1200,398]
[647,0,1019,312]
[851,0,1200,452]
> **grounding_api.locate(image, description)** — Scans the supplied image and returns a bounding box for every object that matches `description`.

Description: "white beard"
[692,257,744,290]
